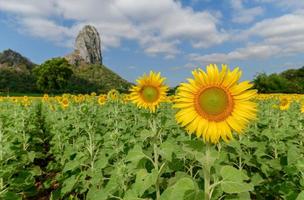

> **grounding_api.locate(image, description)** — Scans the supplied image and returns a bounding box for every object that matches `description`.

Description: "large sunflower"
[174,64,257,144]
[130,71,168,112]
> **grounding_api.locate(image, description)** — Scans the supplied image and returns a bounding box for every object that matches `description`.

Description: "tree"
[34,58,73,93]
[253,72,303,93]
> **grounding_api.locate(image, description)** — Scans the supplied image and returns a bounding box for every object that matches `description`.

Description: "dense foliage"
[33,58,73,93]
[69,64,131,94]
[253,66,304,93]
[0,49,37,93]
[0,95,303,200]
[0,50,131,95]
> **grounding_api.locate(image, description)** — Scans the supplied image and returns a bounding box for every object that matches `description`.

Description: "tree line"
[1,57,303,94]
[0,58,131,95]
[253,67,304,93]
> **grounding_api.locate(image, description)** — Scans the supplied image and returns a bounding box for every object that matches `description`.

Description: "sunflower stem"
[203,143,211,200]
[151,115,161,200]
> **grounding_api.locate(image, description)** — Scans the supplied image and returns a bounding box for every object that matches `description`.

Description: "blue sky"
[0,0,304,86]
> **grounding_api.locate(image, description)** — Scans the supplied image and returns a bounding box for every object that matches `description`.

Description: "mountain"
[0,49,37,93]
[63,24,131,93]
[0,25,131,94]
[0,48,130,94]
[65,25,102,66]
[0,49,35,70]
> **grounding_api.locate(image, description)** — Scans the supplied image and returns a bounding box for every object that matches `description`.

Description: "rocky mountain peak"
[0,49,34,69]
[66,25,102,65]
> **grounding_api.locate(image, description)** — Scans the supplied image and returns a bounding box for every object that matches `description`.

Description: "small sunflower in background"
[43,94,49,102]
[279,97,290,111]
[301,104,304,113]
[129,71,168,112]
[23,96,29,102]
[98,95,107,106]
[12,97,18,103]
[174,64,257,144]
[107,89,120,101]
[121,94,131,104]
[78,94,85,103]
[22,96,31,107]
[61,97,69,109]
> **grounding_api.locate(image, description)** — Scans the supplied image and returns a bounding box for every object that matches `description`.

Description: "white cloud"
[0,0,58,17]
[189,11,304,65]
[230,0,264,24]
[189,44,281,63]
[20,17,70,43]
[0,0,227,57]
[245,13,304,39]
[144,40,180,57]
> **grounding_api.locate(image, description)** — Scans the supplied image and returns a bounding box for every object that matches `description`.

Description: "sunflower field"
[1,65,304,200]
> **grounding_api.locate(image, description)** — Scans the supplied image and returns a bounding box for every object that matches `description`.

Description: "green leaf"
[296,191,304,200]
[27,151,36,162]
[184,190,204,200]
[95,152,108,170]
[1,191,22,200]
[161,177,196,200]
[182,141,205,154]
[220,166,253,194]
[124,189,139,200]
[63,160,81,172]
[221,181,254,194]
[251,173,264,186]
[288,146,299,165]
[61,175,78,195]
[220,166,249,181]
[238,192,251,200]
[140,129,154,140]
[126,145,147,163]
[86,187,108,200]
[133,169,158,197]
[160,140,177,162]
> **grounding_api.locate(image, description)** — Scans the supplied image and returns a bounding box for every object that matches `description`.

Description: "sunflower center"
[199,87,228,115]
[195,86,233,121]
[142,86,159,102]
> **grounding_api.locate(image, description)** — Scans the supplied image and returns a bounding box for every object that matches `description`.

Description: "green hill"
[0,49,34,70]
[0,49,131,94]
[69,64,131,93]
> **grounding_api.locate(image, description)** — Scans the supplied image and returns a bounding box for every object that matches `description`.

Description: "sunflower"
[121,94,131,104]
[98,95,107,105]
[61,97,69,109]
[43,94,49,102]
[107,89,120,101]
[22,96,31,107]
[129,71,168,112]
[301,104,304,113]
[12,97,18,103]
[78,94,85,103]
[174,64,257,144]
[279,97,290,111]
